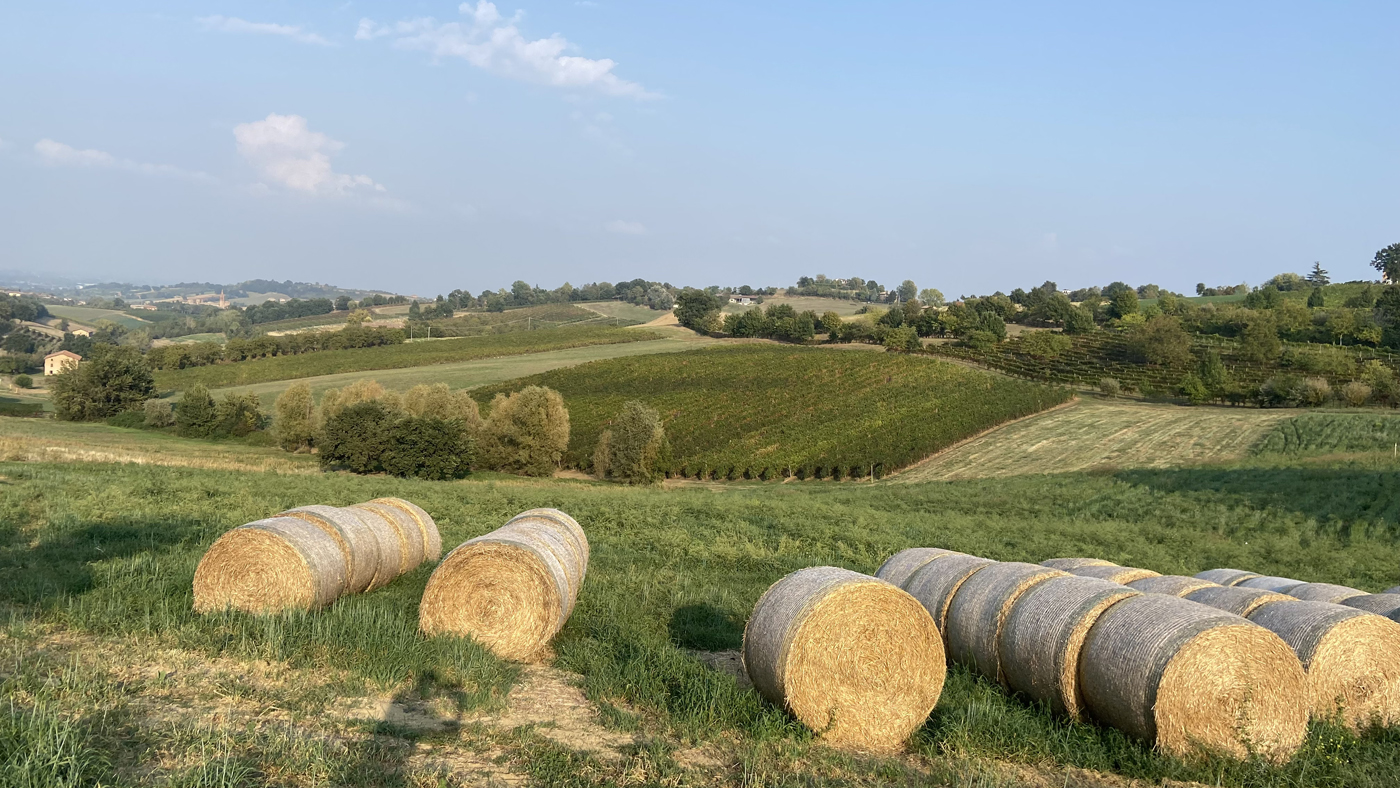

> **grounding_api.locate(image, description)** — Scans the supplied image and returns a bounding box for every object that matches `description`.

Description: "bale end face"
[193,517,343,614]
[419,541,563,662]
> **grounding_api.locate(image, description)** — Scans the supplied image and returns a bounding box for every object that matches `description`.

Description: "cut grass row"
[1254,412,1400,455]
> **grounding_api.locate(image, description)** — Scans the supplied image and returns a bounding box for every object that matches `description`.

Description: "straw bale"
[1068,564,1161,584]
[944,562,1067,683]
[369,497,442,561]
[875,548,962,588]
[278,505,381,595]
[1286,583,1365,604]
[1183,585,1291,618]
[1000,575,1139,719]
[742,566,945,751]
[194,517,345,613]
[1387,585,1400,595]
[1080,594,1307,761]
[1194,568,1260,587]
[1341,594,1400,621]
[1237,575,1304,594]
[1039,557,1116,571]
[1247,600,1400,731]
[351,502,425,575]
[902,554,995,634]
[509,508,590,565]
[338,506,405,591]
[1127,575,1219,597]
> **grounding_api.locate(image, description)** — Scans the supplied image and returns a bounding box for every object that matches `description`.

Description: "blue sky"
[2,1,1396,297]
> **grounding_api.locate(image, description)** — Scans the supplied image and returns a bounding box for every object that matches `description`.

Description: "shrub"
[1099,378,1122,398]
[478,386,570,476]
[382,416,473,480]
[1300,377,1333,407]
[1360,361,1398,406]
[596,400,668,484]
[1179,373,1211,405]
[883,326,921,352]
[1342,381,1373,407]
[50,345,154,422]
[105,410,146,429]
[320,378,401,422]
[1259,375,1304,407]
[143,399,175,428]
[11,374,32,389]
[319,400,394,473]
[403,383,482,433]
[175,385,219,438]
[274,382,316,451]
[961,330,999,350]
[215,393,265,437]
[1020,331,1072,360]
[1240,319,1282,362]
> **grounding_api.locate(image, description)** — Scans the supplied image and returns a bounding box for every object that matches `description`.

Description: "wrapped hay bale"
[1237,575,1304,594]
[902,554,995,634]
[1184,585,1292,617]
[1001,575,1140,719]
[419,509,589,661]
[506,508,591,593]
[1068,564,1160,584]
[1127,575,1219,597]
[194,517,345,613]
[1246,600,1400,730]
[1080,594,1307,760]
[875,547,963,588]
[351,501,426,577]
[1040,557,1116,571]
[1387,585,1400,595]
[945,562,1067,683]
[278,505,384,595]
[742,566,945,751]
[1195,568,1260,587]
[368,497,442,561]
[1287,583,1365,604]
[1341,594,1400,620]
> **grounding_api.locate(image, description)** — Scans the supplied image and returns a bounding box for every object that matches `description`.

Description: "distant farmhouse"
[44,350,81,376]
[730,295,757,305]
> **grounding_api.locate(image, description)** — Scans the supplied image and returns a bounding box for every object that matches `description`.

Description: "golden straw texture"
[341,506,405,591]
[875,548,962,588]
[193,517,345,613]
[1068,564,1161,584]
[945,562,1066,683]
[1127,575,1219,597]
[351,502,425,575]
[278,504,381,595]
[370,497,442,561]
[1247,600,1400,731]
[902,554,995,635]
[1194,568,1260,587]
[1237,575,1305,594]
[1286,583,1365,604]
[1080,594,1307,761]
[1183,585,1292,618]
[1000,575,1139,719]
[743,566,945,752]
[1039,558,1116,571]
[1341,594,1400,621]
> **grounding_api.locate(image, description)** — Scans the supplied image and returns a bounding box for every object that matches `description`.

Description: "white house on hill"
[44,350,81,376]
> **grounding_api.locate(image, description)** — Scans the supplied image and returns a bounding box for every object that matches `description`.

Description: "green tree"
[1308,262,1331,286]
[382,416,473,480]
[143,398,174,428]
[1371,242,1400,283]
[596,400,667,484]
[1110,289,1139,319]
[403,382,482,434]
[1179,372,1210,405]
[274,382,316,451]
[319,400,394,473]
[1240,318,1282,362]
[478,386,570,476]
[1063,305,1097,335]
[1127,315,1191,366]
[820,311,843,338]
[1307,288,1325,308]
[407,301,422,321]
[1019,331,1071,360]
[215,392,265,437]
[50,345,154,422]
[883,326,921,352]
[918,288,945,308]
[897,280,918,303]
[11,374,31,389]
[674,289,722,333]
[1196,351,1230,401]
[175,385,219,438]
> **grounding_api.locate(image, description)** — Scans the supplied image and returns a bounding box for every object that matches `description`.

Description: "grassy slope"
[0,418,316,473]
[5,457,1400,786]
[898,398,1291,482]
[573,301,664,325]
[1255,412,1400,455]
[46,305,152,329]
[474,345,1071,477]
[721,296,868,316]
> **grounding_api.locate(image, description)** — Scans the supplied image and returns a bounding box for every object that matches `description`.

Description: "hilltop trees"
[1371,243,1400,283]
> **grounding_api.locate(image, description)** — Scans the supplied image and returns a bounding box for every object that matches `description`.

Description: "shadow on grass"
[0,517,192,607]
[668,603,745,651]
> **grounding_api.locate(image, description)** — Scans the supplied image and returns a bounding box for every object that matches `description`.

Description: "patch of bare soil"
[690,650,751,690]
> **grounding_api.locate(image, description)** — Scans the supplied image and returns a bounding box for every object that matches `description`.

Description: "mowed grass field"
[0,418,316,473]
[5,452,1400,787]
[721,295,867,316]
[898,398,1293,482]
[46,305,153,329]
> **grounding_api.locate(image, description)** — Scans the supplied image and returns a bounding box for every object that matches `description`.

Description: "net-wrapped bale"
[1286,583,1365,604]
[1386,585,1400,595]
[1040,557,1116,571]
[1068,564,1161,585]
[369,497,442,562]
[1127,575,1219,597]
[1184,585,1292,618]
[1195,568,1260,587]
[194,517,345,613]
[1001,575,1140,719]
[1246,600,1400,731]
[1080,594,1307,761]
[945,562,1067,683]
[875,548,963,588]
[351,502,426,578]
[420,509,589,661]
[1341,594,1400,621]
[1237,575,1305,594]
[278,505,383,595]
[902,554,995,634]
[742,566,945,752]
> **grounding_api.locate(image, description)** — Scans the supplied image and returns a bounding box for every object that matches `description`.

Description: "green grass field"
[574,301,665,325]
[473,345,1072,478]
[1254,412,1400,456]
[46,305,153,329]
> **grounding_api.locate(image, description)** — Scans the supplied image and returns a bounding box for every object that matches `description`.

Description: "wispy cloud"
[197,15,333,46]
[357,1,657,99]
[604,219,645,235]
[34,139,216,183]
[233,113,385,196]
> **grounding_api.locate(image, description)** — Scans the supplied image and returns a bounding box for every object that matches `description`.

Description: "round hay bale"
[337,506,406,591]
[1079,594,1307,761]
[1068,564,1161,584]
[902,554,995,634]
[504,508,591,609]
[1341,594,1400,621]
[1000,575,1140,719]
[1386,585,1400,595]
[369,497,442,562]
[1183,585,1292,618]
[419,512,589,661]
[945,562,1067,683]
[1127,575,1219,597]
[278,505,381,595]
[1040,557,1116,571]
[875,548,963,588]
[1237,575,1305,594]
[1246,600,1400,730]
[351,502,425,576]
[193,517,345,613]
[1286,583,1365,604]
[742,566,945,751]
[508,508,589,563]
[1194,568,1260,587]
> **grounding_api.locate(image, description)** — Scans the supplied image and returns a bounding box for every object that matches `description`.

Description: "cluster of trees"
[145,326,405,370]
[427,278,677,314]
[790,275,903,303]
[243,297,337,325]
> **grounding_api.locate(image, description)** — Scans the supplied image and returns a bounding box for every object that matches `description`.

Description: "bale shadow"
[668,603,745,651]
[0,517,192,607]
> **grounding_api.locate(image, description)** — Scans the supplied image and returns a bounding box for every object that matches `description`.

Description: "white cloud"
[198,15,333,46]
[604,219,645,235]
[233,114,385,196]
[34,139,216,183]
[357,1,657,99]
